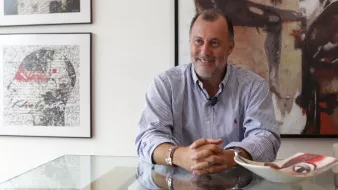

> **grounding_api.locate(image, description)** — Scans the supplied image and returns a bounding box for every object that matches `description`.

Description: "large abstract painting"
[0,33,92,138]
[176,0,338,137]
[0,0,91,26]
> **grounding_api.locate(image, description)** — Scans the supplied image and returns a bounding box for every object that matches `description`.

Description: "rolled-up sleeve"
[225,80,281,162]
[135,73,179,164]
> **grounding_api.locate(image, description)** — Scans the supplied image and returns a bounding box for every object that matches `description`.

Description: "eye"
[292,163,316,173]
[194,39,203,46]
[211,40,220,47]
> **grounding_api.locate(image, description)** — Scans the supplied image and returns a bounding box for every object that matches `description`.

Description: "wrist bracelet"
[165,146,179,167]
[166,175,173,190]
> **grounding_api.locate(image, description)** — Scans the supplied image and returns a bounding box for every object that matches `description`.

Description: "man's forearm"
[231,147,252,160]
[153,143,187,169]
[225,131,280,162]
[152,143,177,165]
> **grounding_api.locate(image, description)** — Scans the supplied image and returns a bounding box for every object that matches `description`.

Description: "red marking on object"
[14,67,49,82]
[302,109,306,116]
[234,119,237,124]
[29,104,33,108]
[52,68,57,73]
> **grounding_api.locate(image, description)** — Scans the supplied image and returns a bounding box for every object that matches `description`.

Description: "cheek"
[215,48,230,59]
[190,45,199,55]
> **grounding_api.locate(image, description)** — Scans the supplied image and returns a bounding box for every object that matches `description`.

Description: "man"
[194,0,304,100]
[136,8,280,175]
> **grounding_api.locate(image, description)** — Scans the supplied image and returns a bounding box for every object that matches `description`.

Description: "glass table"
[0,155,337,189]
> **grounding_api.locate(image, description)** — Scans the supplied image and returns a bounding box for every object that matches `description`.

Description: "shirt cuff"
[143,136,179,164]
[224,141,259,161]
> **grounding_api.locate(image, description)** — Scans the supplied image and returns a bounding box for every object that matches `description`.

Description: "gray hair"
[189,8,234,42]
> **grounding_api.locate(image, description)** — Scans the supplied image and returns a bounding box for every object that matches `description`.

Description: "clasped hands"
[174,138,238,175]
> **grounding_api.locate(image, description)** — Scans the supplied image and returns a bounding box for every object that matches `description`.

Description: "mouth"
[196,58,215,65]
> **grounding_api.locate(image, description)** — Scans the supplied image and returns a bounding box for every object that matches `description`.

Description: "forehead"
[190,15,229,39]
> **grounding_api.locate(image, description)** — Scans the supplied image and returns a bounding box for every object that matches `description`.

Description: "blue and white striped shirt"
[136,63,281,163]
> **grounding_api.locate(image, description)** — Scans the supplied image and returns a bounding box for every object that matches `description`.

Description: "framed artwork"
[0,33,92,138]
[175,0,338,137]
[0,0,92,26]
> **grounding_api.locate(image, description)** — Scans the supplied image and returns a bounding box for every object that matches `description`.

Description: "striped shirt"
[135,63,281,163]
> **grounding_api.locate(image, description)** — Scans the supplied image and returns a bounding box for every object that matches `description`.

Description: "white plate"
[234,152,338,183]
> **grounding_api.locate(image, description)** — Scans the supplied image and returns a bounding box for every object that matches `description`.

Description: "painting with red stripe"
[3,46,80,127]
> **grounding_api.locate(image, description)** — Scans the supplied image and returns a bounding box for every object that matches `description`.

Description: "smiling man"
[136,8,281,175]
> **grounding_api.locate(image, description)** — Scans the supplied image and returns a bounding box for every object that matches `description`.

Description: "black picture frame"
[0,32,92,138]
[0,0,92,27]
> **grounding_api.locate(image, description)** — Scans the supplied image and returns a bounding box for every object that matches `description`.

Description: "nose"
[200,42,212,56]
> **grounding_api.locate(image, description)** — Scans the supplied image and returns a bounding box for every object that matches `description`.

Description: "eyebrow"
[192,36,221,41]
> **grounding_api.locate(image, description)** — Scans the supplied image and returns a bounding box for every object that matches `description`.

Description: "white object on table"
[333,143,338,173]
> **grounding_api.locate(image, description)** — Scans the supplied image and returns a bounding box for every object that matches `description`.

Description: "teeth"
[200,59,212,63]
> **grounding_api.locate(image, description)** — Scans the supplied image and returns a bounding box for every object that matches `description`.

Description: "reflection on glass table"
[0,155,337,189]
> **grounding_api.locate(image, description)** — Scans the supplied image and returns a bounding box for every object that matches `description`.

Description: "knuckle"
[210,156,217,162]
[211,145,220,151]
[209,168,216,173]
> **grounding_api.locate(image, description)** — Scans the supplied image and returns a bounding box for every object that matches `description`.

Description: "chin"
[197,71,215,78]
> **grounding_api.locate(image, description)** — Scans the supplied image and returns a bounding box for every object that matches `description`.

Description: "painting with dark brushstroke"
[178,0,338,136]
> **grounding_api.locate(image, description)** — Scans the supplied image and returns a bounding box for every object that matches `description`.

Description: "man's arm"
[225,79,281,162]
[135,73,179,164]
[136,73,232,172]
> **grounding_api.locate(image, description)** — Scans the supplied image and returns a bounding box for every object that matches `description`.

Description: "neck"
[199,65,227,97]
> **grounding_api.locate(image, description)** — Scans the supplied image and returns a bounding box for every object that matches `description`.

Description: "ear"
[228,41,235,55]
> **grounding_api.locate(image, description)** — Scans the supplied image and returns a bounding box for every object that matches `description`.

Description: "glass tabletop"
[0,155,337,190]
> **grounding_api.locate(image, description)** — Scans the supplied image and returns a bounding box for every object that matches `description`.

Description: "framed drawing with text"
[0,0,92,26]
[175,0,338,137]
[0,33,92,138]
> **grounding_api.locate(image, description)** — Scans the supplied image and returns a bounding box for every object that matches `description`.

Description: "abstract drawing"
[3,46,80,127]
[0,33,91,137]
[0,0,91,26]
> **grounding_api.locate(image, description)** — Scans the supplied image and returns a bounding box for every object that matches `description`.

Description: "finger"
[193,165,228,175]
[191,150,213,160]
[190,161,210,170]
[205,138,223,144]
[207,165,229,174]
[190,138,222,149]
[192,169,208,175]
[195,144,224,154]
[190,138,208,149]
[204,155,225,165]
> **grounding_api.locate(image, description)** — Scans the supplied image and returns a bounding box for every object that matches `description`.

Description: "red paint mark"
[52,68,57,73]
[323,57,334,63]
[234,119,237,124]
[290,29,301,40]
[320,112,338,134]
[302,109,306,116]
[29,104,33,108]
[14,67,49,82]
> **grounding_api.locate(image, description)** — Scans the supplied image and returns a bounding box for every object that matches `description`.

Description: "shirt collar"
[191,63,231,88]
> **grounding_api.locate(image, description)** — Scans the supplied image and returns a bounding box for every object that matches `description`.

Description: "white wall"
[0,0,336,183]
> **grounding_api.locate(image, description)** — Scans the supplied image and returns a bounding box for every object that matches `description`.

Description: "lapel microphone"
[208,97,218,106]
